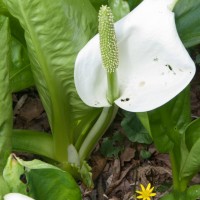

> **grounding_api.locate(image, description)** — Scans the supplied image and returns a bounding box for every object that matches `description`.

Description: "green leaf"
[108,0,130,21]
[136,112,151,136]
[128,0,142,10]
[12,130,54,160]
[4,0,98,161]
[140,149,151,159]
[185,118,200,151]
[89,0,108,11]
[175,0,200,47]
[186,185,200,200]
[15,157,59,171]
[180,137,200,179]
[79,161,93,188]
[143,87,191,153]
[0,0,7,14]
[10,37,34,92]
[0,15,12,172]
[121,112,152,144]
[3,155,26,194]
[100,132,125,158]
[160,193,175,200]
[196,54,200,64]
[27,168,81,200]
[0,176,10,200]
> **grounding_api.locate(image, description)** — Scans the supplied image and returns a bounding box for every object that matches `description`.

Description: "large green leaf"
[186,185,200,200]
[28,168,81,200]
[0,15,12,200]
[0,176,10,200]
[108,0,130,21]
[128,0,142,10]
[0,15,12,172]
[4,0,99,160]
[180,137,200,179]
[185,118,200,151]
[10,37,34,92]
[3,155,26,194]
[0,0,7,14]
[89,0,108,11]
[160,193,175,200]
[175,0,200,48]
[138,87,191,153]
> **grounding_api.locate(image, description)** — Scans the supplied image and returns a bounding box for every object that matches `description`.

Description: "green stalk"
[170,150,180,193]
[107,71,119,104]
[79,105,118,162]
[74,112,99,150]
[170,149,188,199]
[12,130,54,160]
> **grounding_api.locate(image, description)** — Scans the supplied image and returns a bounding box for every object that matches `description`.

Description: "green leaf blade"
[10,37,34,92]
[185,118,200,151]
[4,0,98,161]
[180,137,200,179]
[144,87,191,153]
[175,0,200,47]
[0,15,12,172]
[28,168,81,200]
[121,112,152,144]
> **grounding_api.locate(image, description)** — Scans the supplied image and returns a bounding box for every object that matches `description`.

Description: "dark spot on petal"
[165,64,172,71]
[121,98,130,102]
[139,81,145,87]
[179,68,183,72]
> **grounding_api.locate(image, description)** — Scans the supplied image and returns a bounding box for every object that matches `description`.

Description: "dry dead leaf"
[19,97,44,122]
[92,154,107,180]
[106,163,136,195]
[120,147,136,167]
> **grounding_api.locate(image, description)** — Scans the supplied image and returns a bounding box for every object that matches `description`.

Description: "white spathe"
[4,193,35,200]
[74,0,195,112]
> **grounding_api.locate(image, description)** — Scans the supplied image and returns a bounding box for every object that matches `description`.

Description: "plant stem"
[170,149,188,199]
[170,150,180,191]
[12,130,55,160]
[79,105,118,162]
[107,71,119,104]
[74,110,100,150]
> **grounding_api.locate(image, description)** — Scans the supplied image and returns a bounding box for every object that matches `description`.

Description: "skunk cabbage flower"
[74,0,195,112]
[4,193,35,200]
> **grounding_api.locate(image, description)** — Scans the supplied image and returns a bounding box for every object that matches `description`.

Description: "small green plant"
[100,131,125,158]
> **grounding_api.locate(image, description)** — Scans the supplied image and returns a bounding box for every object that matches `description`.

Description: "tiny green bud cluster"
[98,5,119,73]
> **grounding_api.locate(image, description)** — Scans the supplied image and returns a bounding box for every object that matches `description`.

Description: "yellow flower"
[136,183,156,200]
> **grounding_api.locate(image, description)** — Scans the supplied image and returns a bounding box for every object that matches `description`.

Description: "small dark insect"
[121,98,130,102]
[165,64,172,71]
